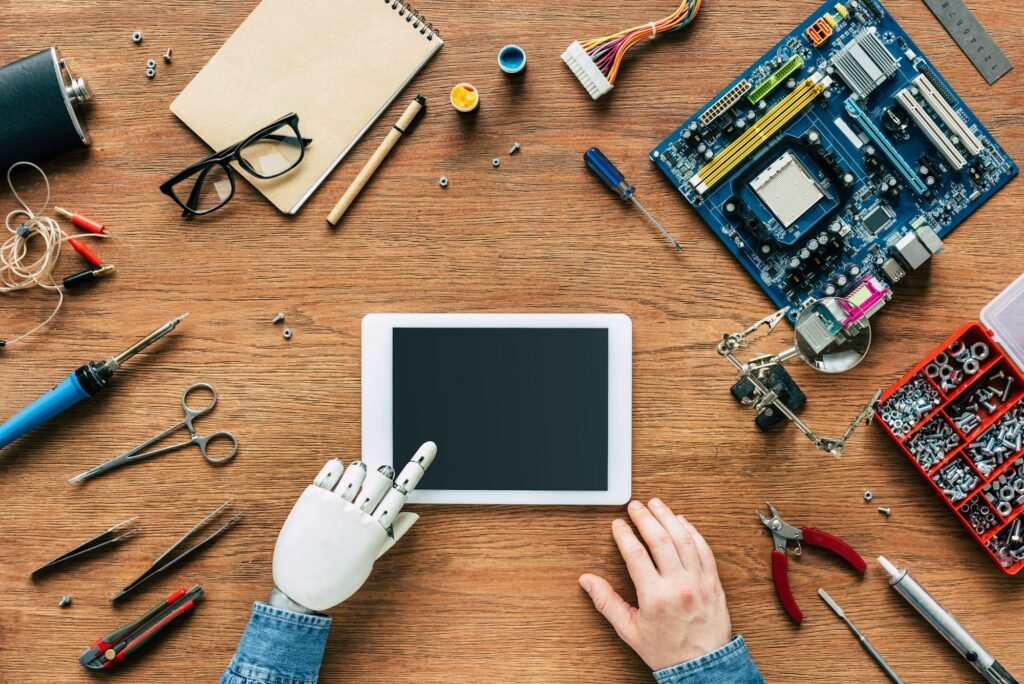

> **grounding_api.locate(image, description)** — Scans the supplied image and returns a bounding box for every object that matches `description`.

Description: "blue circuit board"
[651,0,1017,322]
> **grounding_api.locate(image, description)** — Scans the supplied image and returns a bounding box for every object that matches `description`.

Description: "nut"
[283,328,292,340]
[146,68,155,79]
[147,59,156,69]
[492,158,500,168]
[132,31,143,44]
[863,491,873,502]
[439,176,448,188]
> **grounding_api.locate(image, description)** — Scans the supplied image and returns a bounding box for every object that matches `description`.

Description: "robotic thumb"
[377,512,419,558]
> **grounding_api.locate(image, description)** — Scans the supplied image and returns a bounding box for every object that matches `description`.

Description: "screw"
[863,491,873,502]
[163,48,173,63]
[492,158,500,169]
[283,328,292,340]
[509,142,520,155]
[878,507,892,516]
[59,595,72,608]
[146,68,155,79]
[132,31,143,44]
[439,176,448,188]
[272,312,285,325]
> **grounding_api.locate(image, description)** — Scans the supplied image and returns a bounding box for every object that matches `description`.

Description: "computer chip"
[863,205,893,234]
[750,152,824,228]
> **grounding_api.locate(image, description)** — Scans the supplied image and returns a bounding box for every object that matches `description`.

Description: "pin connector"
[561,42,612,100]
[55,207,107,234]
[63,265,115,289]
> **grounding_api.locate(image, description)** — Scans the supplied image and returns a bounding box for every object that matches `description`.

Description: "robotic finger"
[373,441,437,528]
[334,461,367,501]
[313,459,345,490]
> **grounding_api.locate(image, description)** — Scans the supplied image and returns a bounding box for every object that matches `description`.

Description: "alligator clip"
[757,503,866,623]
[80,585,203,670]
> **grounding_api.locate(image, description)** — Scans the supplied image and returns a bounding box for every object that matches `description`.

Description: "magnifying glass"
[794,297,872,374]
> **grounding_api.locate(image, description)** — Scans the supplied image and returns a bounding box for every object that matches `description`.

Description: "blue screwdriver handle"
[584,147,635,201]
[0,372,91,449]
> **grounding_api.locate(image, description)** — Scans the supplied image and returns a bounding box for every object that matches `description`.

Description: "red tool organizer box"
[877,274,1024,575]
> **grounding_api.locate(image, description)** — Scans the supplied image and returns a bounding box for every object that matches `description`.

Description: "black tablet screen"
[392,328,609,491]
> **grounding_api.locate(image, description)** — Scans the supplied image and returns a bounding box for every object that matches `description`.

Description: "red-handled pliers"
[757,503,866,624]
[79,585,203,670]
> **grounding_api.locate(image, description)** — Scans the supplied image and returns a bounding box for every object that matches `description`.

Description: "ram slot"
[912,75,983,156]
[748,55,805,104]
[896,89,967,170]
[844,98,928,195]
[691,74,830,194]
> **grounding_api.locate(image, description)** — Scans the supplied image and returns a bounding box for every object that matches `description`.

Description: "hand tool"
[879,556,1018,684]
[326,95,426,225]
[112,500,240,602]
[583,147,681,252]
[80,585,203,670]
[757,502,866,623]
[31,517,138,575]
[818,588,903,683]
[68,383,238,484]
[922,0,1012,85]
[0,314,188,450]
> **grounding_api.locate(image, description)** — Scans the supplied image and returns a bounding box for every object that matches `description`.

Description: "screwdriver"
[0,314,188,450]
[583,147,681,252]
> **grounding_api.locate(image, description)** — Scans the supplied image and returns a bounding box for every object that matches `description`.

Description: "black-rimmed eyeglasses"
[160,113,311,217]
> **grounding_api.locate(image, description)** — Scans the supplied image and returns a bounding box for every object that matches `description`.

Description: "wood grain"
[1,0,1023,681]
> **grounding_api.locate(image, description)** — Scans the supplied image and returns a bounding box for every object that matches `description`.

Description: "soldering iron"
[0,314,189,450]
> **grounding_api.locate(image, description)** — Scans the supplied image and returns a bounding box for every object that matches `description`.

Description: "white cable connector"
[561,41,613,100]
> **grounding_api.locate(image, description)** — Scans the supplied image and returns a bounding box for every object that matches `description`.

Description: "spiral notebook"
[170,0,442,215]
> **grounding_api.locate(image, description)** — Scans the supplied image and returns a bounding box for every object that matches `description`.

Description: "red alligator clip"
[757,503,866,624]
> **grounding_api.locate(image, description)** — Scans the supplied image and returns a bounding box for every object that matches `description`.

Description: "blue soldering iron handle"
[584,147,634,201]
[0,373,91,449]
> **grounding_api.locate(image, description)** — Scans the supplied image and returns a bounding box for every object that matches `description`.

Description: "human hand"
[579,498,733,671]
[270,442,437,613]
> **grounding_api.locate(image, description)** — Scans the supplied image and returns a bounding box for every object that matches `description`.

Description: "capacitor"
[688,122,698,132]
[807,130,821,144]
[800,248,811,260]
[824,284,837,296]
[682,130,692,140]
[735,119,746,129]
[807,238,820,251]
[836,275,849,288]
[704,149,714,160]
[789,257,801,269]
[847,264,861,277]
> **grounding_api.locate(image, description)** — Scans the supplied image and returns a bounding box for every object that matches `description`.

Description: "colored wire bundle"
[578,0,702,84]
[1,162,108,346]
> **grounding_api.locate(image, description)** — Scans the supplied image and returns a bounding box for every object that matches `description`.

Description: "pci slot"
[748,55,804,104]
[844,98,928,195]
[913,74,983,156]
[896,89,967,170]
[691,73,831,194]
[698,80,752,128]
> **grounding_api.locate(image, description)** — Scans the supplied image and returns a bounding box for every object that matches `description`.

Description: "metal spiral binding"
[385,0,439,40]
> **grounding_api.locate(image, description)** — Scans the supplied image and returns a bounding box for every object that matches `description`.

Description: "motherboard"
[651,0,1017,323]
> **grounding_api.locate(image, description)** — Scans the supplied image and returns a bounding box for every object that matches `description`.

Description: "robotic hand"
[269,441,437,614]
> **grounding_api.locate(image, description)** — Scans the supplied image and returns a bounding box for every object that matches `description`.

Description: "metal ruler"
[922,0,1012,85]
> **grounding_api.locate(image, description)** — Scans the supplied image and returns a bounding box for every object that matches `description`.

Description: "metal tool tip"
[173,313,190,325]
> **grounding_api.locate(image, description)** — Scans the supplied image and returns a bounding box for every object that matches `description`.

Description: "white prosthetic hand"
[268,441,437,614]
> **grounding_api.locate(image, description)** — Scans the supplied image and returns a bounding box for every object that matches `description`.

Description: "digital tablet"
[361,313,632,504]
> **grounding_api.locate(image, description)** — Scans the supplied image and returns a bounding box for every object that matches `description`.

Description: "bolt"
[163,48,173,63]
[272,313,285,324]
[878,507,892,516]
[283,328,292,340]
[59,595,72,608]
[509,142,520,155]
[492,158,500,169]
[132,31,143,44]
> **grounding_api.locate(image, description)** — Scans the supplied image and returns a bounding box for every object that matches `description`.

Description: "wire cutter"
[757,503,866,623]
[80,585,203,670]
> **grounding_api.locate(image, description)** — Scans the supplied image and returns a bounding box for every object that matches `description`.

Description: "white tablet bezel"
[361,313,632,505]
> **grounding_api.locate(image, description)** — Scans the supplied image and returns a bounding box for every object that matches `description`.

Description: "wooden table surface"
[2,0,1023,681]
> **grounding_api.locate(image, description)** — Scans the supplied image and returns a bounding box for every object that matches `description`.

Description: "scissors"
[69,383,238,484]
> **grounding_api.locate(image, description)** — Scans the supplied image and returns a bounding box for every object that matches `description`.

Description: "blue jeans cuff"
[653,636,764,684]
[223,602,333,684]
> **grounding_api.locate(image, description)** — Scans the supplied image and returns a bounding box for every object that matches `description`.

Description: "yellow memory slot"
[691,77,828,194]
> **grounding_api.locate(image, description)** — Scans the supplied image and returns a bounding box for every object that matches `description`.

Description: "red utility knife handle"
[801,527,867,573]
[771,549,803,623]
[110,599,197,666]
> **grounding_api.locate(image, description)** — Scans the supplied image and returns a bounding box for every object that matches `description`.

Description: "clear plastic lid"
[981,273,1024,371]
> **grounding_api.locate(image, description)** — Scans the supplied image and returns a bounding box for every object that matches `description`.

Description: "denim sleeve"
[220,602,333,684]
[652,636,764,684]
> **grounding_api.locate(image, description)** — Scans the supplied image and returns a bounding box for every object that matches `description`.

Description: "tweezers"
[111,500,241,602]
[31,517,139,575]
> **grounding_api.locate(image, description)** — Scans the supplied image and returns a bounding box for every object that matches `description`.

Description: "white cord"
[1,162,108,346]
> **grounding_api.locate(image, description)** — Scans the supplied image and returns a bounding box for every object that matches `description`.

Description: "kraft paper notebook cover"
[170,0,442,214]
